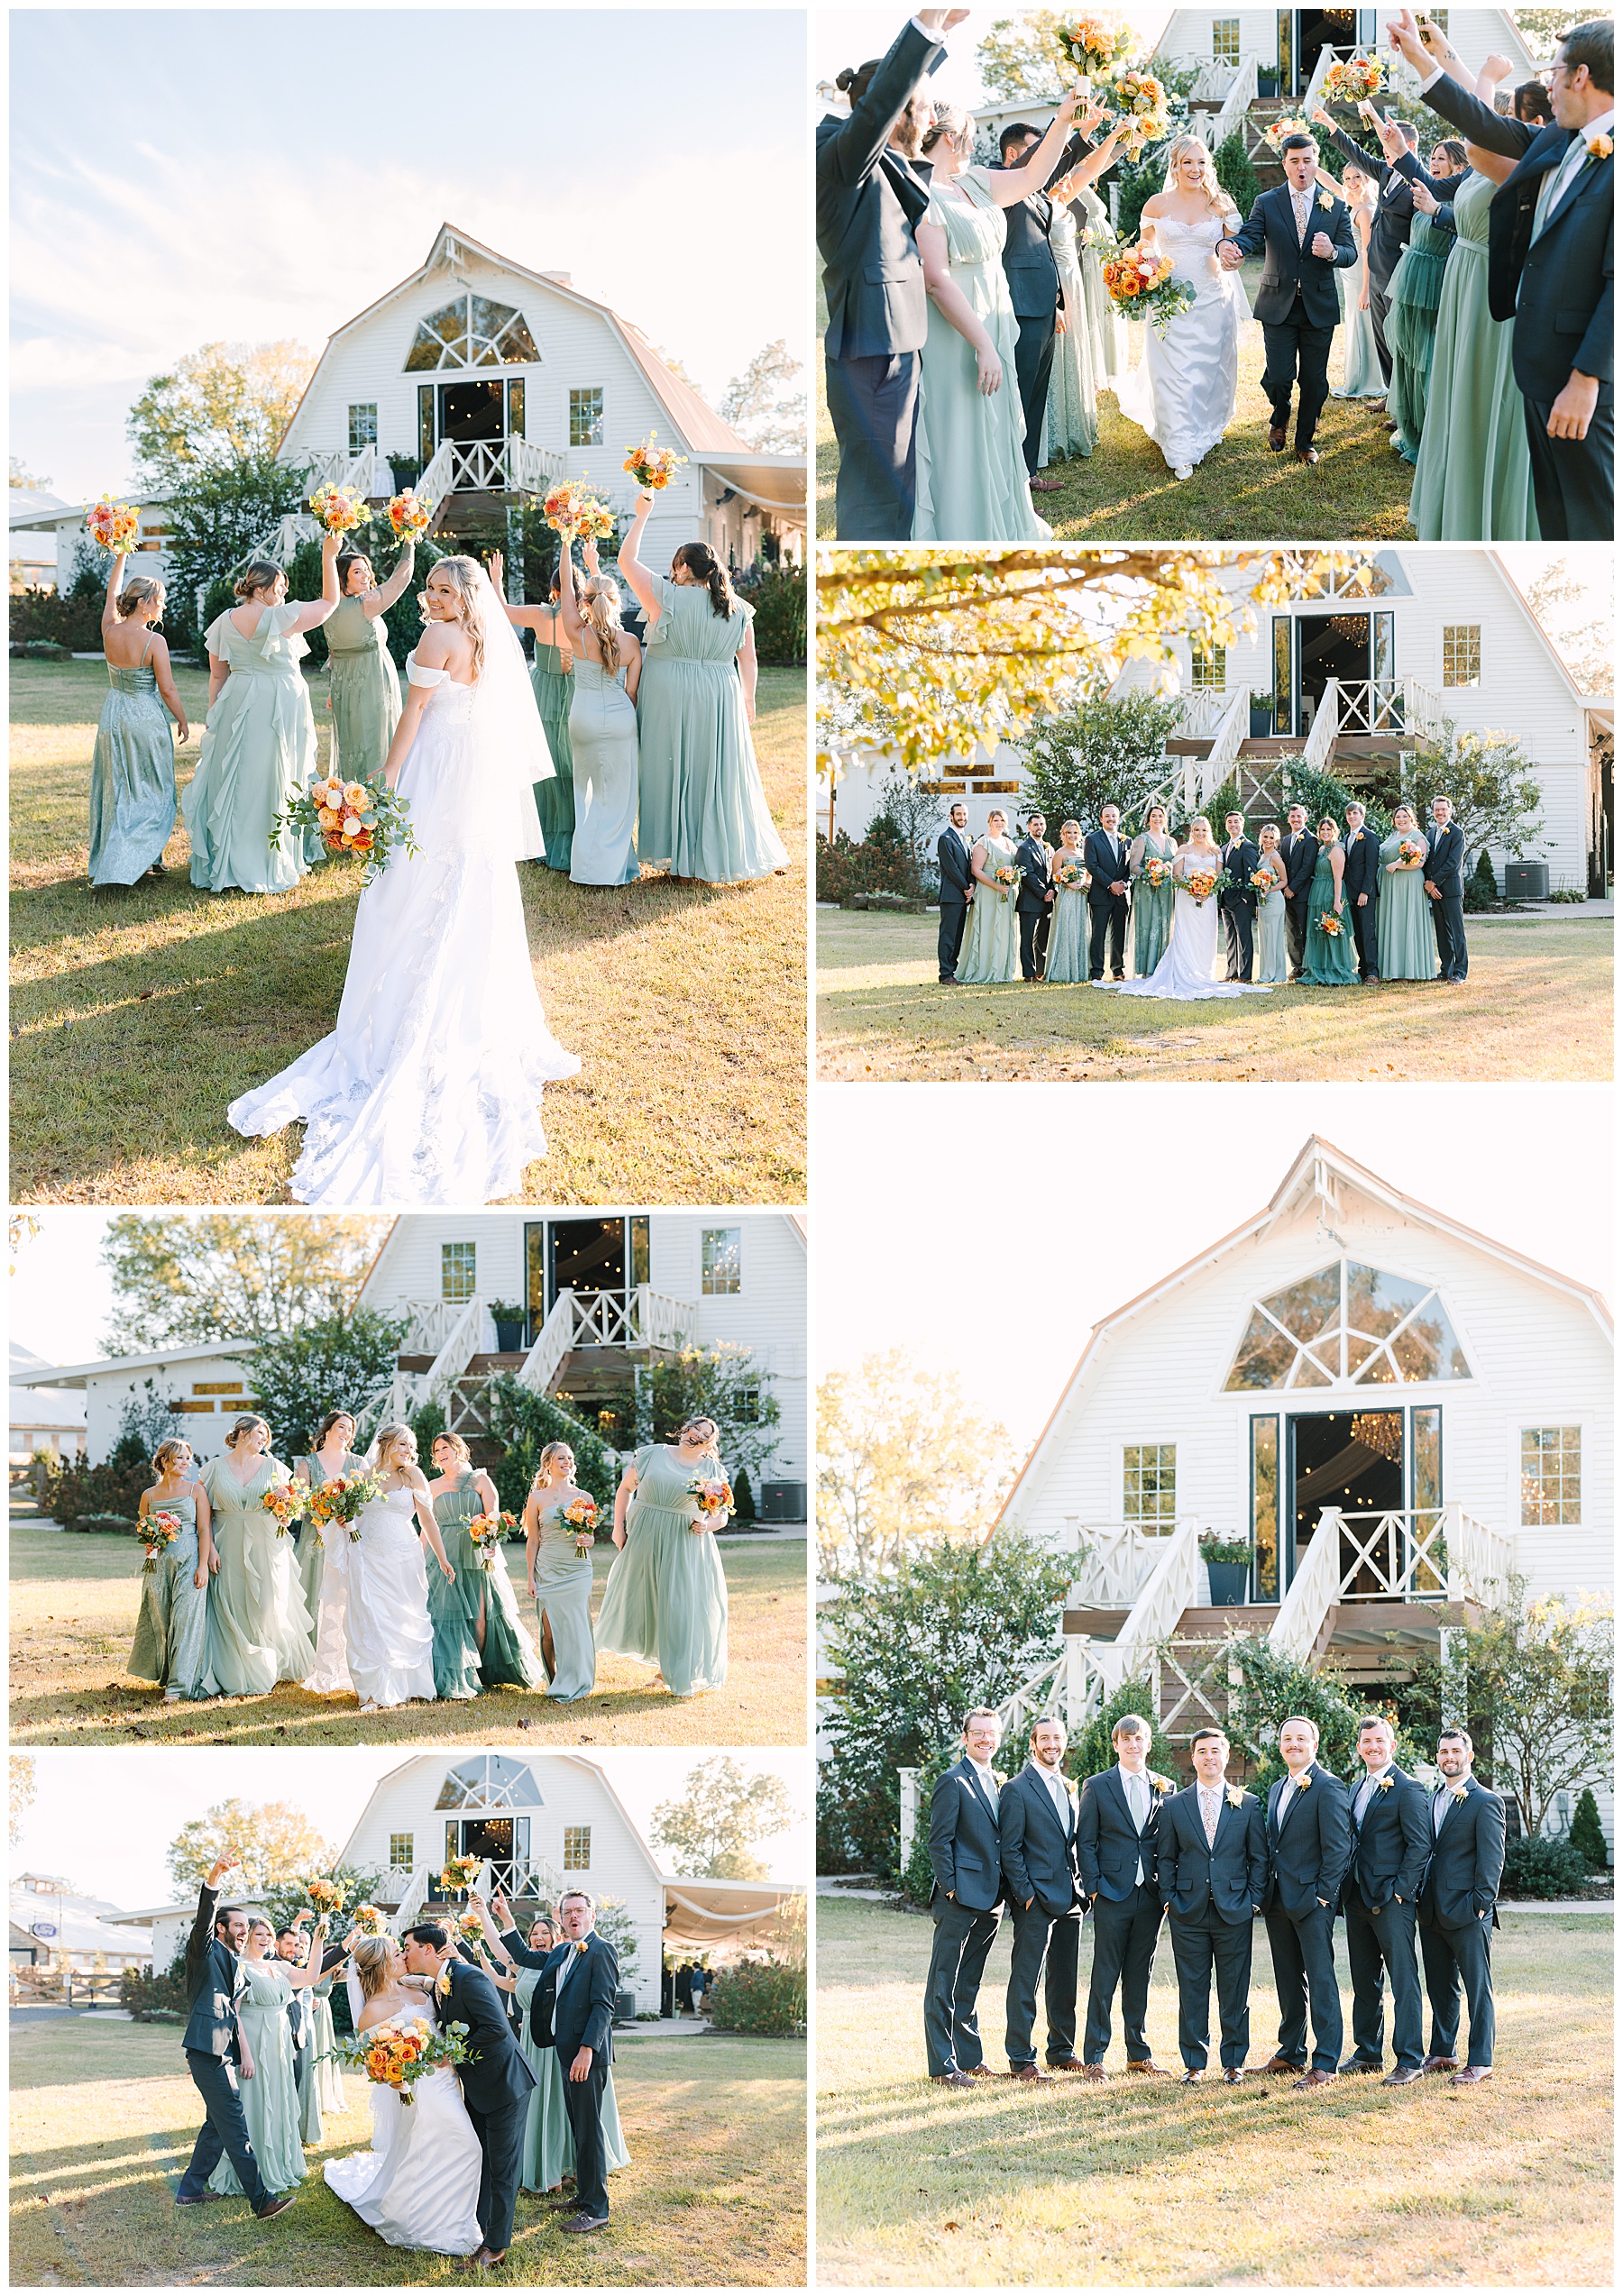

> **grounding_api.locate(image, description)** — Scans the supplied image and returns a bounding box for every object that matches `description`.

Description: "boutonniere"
[1317,189,1334,209]
[1588,132,1612,160]
[1376,1776,1395,1794]
[573,1938,590,1954]
[1451,1784,1470,1804]
[435,1968,453,1999]
[1149,1772,1174,1796]
[1224,1786,1243,1808]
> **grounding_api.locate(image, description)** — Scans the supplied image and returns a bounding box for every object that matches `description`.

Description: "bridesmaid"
[1322,160,1387,402]
[183,531,341,893]
[199,1415,316,1696]
[324,544,415,778]
[957,809,1020,985]
[291,1407,366,1646]
[596,1415,731,1698]
[426,1432,544,1692]
[1074,178,1125,397]
[1039,128,1130,465]
[1128,802,1178,977]
[1043,819,1090,983]
[303,1946,345,2143]
[491,545,576,871]
[1383,142,1464,463]
[90,554,188,885]
[523,1442,598,1700]
[127,1439,216,1701]
[1301,819,1358,986]
[1253,824,1290,983]
[556,540,642,887]
[1377,801,1435,981]
[618,496,788,883]
[207,1916,325,2197]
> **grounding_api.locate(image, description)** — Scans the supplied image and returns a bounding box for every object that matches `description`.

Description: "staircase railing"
[1096,1515,1202,1692]
[1268,1507,1344,1661]
[420,1294,487,1414]
[242,448,391,567]
[415,435,569,519]
[1064,1523,1178,1605]
[518,1285,693,1398]
[1444,1504,1515,1605]
[1200,682,1252,804]
[518,1289,582,1397]
[1270,1503,1514,1661]
[1207,52,1261,147]
[1145,684,1250,817]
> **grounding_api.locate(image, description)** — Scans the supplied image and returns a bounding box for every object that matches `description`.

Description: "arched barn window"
[1223,1260,1470,1390]
[405,296,540,371]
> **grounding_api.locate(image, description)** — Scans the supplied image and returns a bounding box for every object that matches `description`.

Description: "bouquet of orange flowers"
[1100,68,1170,152]
[1398,837,1427,866]
[562,1495,600,1556]
[307,1468,384,1544]
[465,1510,518,1572]
[261,1481,306,1536]
[138,1510,182,1573]
[1316,910,1345,937]
[440,1852,481,1895]
[333,2015,468,2100]
[302,1875,349,1918]
[993,862,1020,897]
[1144,855,1170,888]
[1054,12,1134,78]
[271,773,420,885]
[543,480,616,540]
[623,432,687,491]
[1322,51,1388,102]
[87,498,141,556]
[1181,868,1218,904]
[454,1910,486,1946]
[688,1475,734,1525]
[1054,857,1087,892]
[1263,114,1318,150]
[385,490,433,543]
[1250,866,1276,893]
[1102,246,1197,337]
[351,1903,385,1937]
[308,483,370,536]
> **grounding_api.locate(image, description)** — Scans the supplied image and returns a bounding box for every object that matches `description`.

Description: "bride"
[326,1935,483,2255]
[227,555,580,1204]
[1114,136,1243,480]
[1115,815,1276,1001]
[342,1424,454,1712]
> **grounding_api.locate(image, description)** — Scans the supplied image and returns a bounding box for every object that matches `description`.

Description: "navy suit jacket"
[997,1761,1079,1919]
[181,1883,246,2060]
[1326,128,1458,288]
[937,825,973,905]
[1083,828,1130,901]
[1076,1765,1168,1903]
[988,133,1090,319]
[1230,184,1358,327]
[1014,834,1054,913]
[436,1955,537,2111]
[1342,822,1382,902]
[1279,828,1318,905]
[548,1933,619,2065]
[1260,1763,1353,1917]
[1219,836,1261,908]
[1417,1777,1506,1933]
[1157,1784,1268,1925]
[928,1756,1006,1914]
[1424,819,1465,897]
[1342,1766,1431,1910]
[817,20,944,361]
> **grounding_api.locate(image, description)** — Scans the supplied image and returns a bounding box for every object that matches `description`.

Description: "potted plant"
[1256,67,1279,97]
[1250,689,1275,737]
[488,1300,527,1352]
[1198,1531,1252,1605]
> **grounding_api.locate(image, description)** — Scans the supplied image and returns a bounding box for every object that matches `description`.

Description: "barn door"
[1272,616,1296,735]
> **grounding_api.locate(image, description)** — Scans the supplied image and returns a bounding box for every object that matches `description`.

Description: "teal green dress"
[1041,203,1098,462]
[634,579,787,883]
[1386,214,1450,462]
[293,1449,365,1634]
[530,637,576,870]
[324,595,401,780]
[914,171,1052,541]
[433,1471,544,1691]
[127,1490,216,1698]
[1377,833,1435,979]
[1131,835,1178,977]
[1334,203,1387,399]
[1409,173,1538,540]
[569,651,640,886]
[530,1497,598,1700]
[1044,855,1090,982]
[184,603,316,892]
[304,1979,344,2140]
[595,1445,729,1697]
[514,1969,630,2192]
[1255,861,1288,983]
[88,642,178,884]
[957,835,1020,984]
[207,1956,307,2194]
[1302,846,1358,985]
[198,1456,316,1696]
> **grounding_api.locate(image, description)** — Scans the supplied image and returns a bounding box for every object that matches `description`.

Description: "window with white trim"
[1123,1443,1177,1526]
[563,1825,591,1871]
[701,1228,742,1295]
[389,1833,414,1870]
[442,1242,477,1303]
[1442,625,1481,688]
[569,387,604,446]
[1213,18,1241,65]
[1224,1259,1471,1389]
[347,403,378,455]
[1520,1426,1581,1524]
[1191,643,1226,690]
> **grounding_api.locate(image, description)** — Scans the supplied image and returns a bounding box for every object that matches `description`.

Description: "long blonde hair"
[353,1936,395,1999]
[1162,134,1233,217]
[422,555,486,684]
[581,573,625,678]
[374,1422,417,1473]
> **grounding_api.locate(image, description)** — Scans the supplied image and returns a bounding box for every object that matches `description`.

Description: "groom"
[1218,811,1261,983]
[401,1919,536,2266]
[1220,135,1357,463]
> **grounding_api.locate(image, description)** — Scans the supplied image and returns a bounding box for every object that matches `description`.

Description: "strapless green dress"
[127,1491,215,1698]
[530,638,576,871]
[595,1445,729,1697]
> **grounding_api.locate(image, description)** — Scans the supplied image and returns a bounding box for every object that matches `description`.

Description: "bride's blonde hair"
[1162,135,1233,217]
[421,555,487,685]
[353,1937,395,1999]
[1187,814,1216,843]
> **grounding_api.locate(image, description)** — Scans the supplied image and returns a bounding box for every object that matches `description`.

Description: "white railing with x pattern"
[1096,1515,1202,1691]
[1300,677,1342,777]
[1148,684,1251,818]
[1270,1503,1514,1662]
[1206,52,1261,148]
[1064,1523,1178,1606]
[415,435,569,519]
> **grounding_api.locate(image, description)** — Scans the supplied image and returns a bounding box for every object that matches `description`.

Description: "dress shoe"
[254,2192,297,2221]
[1261,2054,1304,2075]
[1046,2056,1090,2074]
[1339,2055,1384,2076]
[937,975,958,986]
[1180,2068,1205,2084]
[1423,2054,1460,2073]
[1452,2065,1492,2085]
[1075,2062,1108,2082]
[931,2070,973,2088]
[1382,2067,1424,2087]
[964,2064,996,2080]
[1223,2066,1245,2084]
[1296,446,1320,465]
[1008,2063,1054,2082]
[560,2212,609,2234]
[1293,2068,1337,2091]
[1031,475,1062,493]
[1125,2058,1169,2076]
[174,2193,218,2206]
[1269,425,1287,451]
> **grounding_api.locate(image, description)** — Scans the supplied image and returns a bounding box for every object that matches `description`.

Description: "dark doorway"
[1292,9,1359,92]
[1591,734,1613,897]
[1297,612,1371,728]
[437,380,506,444]
[549,1219,627,1308]
[1288,1410,1403,1589]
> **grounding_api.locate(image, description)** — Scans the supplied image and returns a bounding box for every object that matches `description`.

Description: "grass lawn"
[816,262,1416,542]
[10,2014,805,2287]
[816,1894,1613,2287]
[7,1516,805,1747]
[816,908,1614,1083]
[9,658,806,1205]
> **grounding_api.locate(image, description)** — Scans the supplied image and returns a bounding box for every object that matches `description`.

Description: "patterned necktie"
[1201,1788,1219,1847]
[1292,188,1308,243]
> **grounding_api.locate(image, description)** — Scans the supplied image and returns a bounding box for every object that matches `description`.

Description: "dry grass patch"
[816,1894,1612,2287]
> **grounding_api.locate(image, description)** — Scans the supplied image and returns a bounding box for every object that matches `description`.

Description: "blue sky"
[10,6,808,500]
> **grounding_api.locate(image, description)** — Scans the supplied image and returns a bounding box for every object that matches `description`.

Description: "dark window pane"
[499,315,540,363]
[1224,1307,1297,1389]
[1288,1353,1331,1388]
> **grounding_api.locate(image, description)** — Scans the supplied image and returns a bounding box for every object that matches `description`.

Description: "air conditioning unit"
[760,1480,807,1523]
[1504,862,1549,900]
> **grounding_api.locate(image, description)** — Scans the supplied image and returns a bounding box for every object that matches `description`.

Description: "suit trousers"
[924,1897,1001,2074]
[1261,312,1337,446]
[827,350,922,542]
[1283,892,1307,978]
[1343,1895,1424,2072]
[1522,388,1614,544]
[1168,1904,1252,2070]
[1429,890,1467,980]
[1013,314,1058,478]
[938,897,968,981]
[1083,1886,1163,2063]
[1351,895,1380,979]
[1221,896,1254,981]
[176,2049,270,2209]
[1369,275,1394,384]
[1004,1900,1079,2066]
[1419,1914,1495,2066]
[469,2092,533,2244]
[1018,905,1052,981]
[1087,893,1128,980]
[1263,1902,1343,2072]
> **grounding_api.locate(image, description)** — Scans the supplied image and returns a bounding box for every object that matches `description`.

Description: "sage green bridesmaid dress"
[127,1492,216,1698]
[198,1456,316,1695]
[207,1956,307,2193]
[305,1976,344,2139]
[1041,202,1099,462]
[569,652,640,886]
[184,604,316,892]
[1302,846,1358,985]
[595,1445,729,1697]
[434,1471,544,1691]
[1386,214,1450,462]
[1076,184,1124,386]
[957,834,1021,985]
[1255,864,1288,983]
[1044,854,1090,982]
[293,1449,366,1635]
[532,1498,597,1699]
[1131,835,1178,977]
[530,636,576,871]
[1334,203,1388,399]
[1376,833,1435,979]
[323,595,401,780]
[514,1970,630,2191]
[1409,172,1538,539]
[88,636,178,884]
[634,578,788,882]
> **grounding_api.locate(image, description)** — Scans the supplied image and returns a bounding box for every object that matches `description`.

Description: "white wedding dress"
[343,1486,436,1707]
[1115,849,1277,1001]
[1114,215,1242,473]
[325,2014,483,2256]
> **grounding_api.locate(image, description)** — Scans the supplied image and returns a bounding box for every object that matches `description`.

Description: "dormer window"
[406,294,540,372]
[1224,1259,1471,1390]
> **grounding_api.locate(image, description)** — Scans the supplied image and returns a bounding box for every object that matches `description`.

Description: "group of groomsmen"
[923,1705,1505,2095]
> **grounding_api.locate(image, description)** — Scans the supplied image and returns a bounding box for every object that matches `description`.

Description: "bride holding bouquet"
[1115,816,1276,1001]
[1114,136,1244,480]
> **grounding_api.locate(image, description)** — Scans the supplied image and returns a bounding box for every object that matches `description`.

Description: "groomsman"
[1075,1712,1171,2079]
[1278,805,1317,979]
[1340,1715,1430,2085]
[1315,106,1453,387]
[1258,1718,1352,2090]
[923,1709,1006,2088]
[1342,803,1382,981]
[937,801,974,983]
[1218,811,1261,983]
[1014,812,1056,983]
[175,1856,294,2218]
[997,1716,1083,2078]
[1417,1728,1505,2084]
[1422,794,1469,983]
[990,108,1101,490]
[1157,1729,1267,2083]
[1083,805,1131,983]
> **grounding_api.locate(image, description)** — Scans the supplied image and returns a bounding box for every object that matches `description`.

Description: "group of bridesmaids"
[85,489,787,892]
[128,1408,733,1711]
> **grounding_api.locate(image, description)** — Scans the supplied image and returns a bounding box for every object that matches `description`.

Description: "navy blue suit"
[1261,1765,1352,2072]
[1158,1783,1268,2071]
[1278,828,1317,974]
[1417,1776,1505,2066]
[1230,184,1358,446]
[1341,821,1382,978]
[1082,827,1130,979]
[1218,836,1261,980]
[546,1935,619,2220]
[1076,1764,1168,2064]
[998,1760,1080,2066]
[437,1953,536,2248]
[175,1883,273,2210]
[936,822,974,980]
[1341,1763,1431,2072]
[1423,816,1468,980]
[1013,833,1055,980]
[989,131,1089,475]
[923,1757,1005,2075]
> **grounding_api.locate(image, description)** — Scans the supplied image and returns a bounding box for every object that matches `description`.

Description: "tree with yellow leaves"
[818,1348,1020,1581]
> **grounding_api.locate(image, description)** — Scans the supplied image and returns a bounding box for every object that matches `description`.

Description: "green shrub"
[1066,1678,1181,1789]
[1464,848,1500,910]
[1214,129,1261,218]
[39,1456,153,1532]
[1568,1787,1609,1871]
[9,586,105,650]
[815,826,921,904]
[484,1376,619,1514]
[77,1514,140,1537]
[1501,1830,1589,1899]
[731,1468,756,1523]
[122,1965,188,2020]
[736,563,806,665]
[705,1955,805,2037]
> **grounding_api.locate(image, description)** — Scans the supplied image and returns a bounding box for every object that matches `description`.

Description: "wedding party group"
[126,1411,733,1714]
[936,794,1470,993]
[176,1857,628,2259]
[818,9,1613,543]
[924,1706,1505,2095]
[85,492,786,1205]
